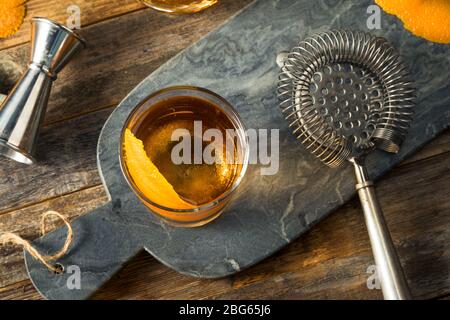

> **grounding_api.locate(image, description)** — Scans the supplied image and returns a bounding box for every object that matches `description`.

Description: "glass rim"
[119,85,249,214]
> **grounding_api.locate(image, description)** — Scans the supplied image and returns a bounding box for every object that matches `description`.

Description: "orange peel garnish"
[0,0,26,39]
[376,0,450,44]
[0,0,26,7]
[123,128,194,210]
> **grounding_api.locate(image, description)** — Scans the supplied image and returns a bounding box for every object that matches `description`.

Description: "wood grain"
[0,280,40,300]
[0,0,146,51]
[402,130,450,165]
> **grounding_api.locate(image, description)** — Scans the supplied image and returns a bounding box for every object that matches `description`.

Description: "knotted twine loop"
[0,210,73,273]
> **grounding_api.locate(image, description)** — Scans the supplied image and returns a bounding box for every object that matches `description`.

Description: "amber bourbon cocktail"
[120,86,248,227]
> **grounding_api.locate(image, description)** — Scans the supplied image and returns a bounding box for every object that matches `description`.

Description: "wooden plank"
[0,280,40,300]
[0,0,146,51]
[0,107,112,214]
[0,0,253,125]
[1,150,448,300]
[401,130,450,166]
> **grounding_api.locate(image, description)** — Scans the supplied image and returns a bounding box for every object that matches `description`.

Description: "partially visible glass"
[140,0,218,13]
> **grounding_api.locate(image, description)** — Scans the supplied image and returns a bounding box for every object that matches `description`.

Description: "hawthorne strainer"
[277,30,415,300]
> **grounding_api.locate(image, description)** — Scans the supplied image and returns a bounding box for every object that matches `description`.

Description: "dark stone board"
[25,0,450,299]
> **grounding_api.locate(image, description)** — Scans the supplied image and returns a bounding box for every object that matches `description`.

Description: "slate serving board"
[25,0,450,299]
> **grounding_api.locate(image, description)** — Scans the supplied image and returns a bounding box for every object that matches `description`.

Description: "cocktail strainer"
[277,30,415,300]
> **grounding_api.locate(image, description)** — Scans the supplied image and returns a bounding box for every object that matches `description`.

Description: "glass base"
[160,208,225,227]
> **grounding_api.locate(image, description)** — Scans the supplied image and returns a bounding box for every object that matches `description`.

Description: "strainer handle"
[352,157,411,300]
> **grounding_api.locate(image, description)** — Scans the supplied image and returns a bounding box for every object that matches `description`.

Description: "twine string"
[0,210,73,273]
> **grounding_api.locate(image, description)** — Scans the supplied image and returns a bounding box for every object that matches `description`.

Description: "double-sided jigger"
[277,30,415,300]
[0,17,85,164]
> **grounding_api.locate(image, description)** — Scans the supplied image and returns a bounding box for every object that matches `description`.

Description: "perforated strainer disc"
[278,30,415,167]
[306,62,383,150]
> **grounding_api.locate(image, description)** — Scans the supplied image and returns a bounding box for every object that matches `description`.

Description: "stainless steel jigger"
[277,30,415,299]
[0,17,85,164]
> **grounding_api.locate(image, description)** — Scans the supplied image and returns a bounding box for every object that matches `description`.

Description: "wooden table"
[0,0,449,300]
